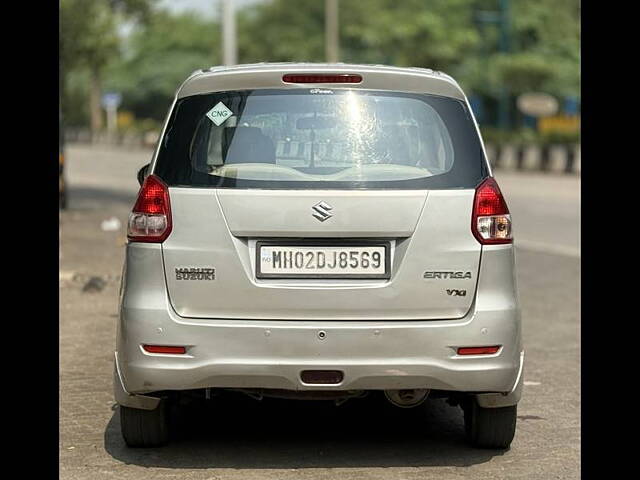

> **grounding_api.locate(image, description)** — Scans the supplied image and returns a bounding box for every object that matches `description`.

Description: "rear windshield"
[154,89,487,189]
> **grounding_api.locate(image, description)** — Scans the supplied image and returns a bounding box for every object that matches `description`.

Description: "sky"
[159,0,265,18]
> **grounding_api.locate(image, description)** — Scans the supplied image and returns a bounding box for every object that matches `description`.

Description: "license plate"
[256,242,390,279]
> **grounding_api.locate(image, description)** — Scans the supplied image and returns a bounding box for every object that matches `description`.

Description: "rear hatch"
[153,78,488,320]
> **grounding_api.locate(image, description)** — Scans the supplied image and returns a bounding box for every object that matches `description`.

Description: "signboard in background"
[564,96,579,116]
[538,115,580,135]
[516,92,559,118]
[101,92,122,109]
[101,92,122,135]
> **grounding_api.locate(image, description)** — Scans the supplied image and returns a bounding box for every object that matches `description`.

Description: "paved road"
[60,144,580,479]
[497,171,580,258]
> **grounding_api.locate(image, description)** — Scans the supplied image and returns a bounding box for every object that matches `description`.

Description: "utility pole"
[101,92,122,143]
[325,0,339,63]
[497,0,511,130]
[474,0,511,129]
[221,0,237,66]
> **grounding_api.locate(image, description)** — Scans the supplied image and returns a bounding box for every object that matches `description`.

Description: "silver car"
[114,63,523,449]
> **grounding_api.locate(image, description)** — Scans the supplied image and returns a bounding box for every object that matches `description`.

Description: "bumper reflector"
[457,346,501,355]
[143,345,186,355]
[300,370,344,384]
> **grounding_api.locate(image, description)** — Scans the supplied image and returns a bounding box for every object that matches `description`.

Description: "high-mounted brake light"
[127,174,172,243]
[282,73,362,84]
[457,346,501,356]
[472,177,512,245]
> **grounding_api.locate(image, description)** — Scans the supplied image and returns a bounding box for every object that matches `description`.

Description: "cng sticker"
[206,102,233,126]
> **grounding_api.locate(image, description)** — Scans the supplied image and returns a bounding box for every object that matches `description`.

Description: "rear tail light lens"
[457,346,501,355]
[127,174,172,243]
[472,177,512,244]
[282,73,362,84]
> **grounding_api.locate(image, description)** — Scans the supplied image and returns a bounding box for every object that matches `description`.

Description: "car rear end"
[114,64,523,448]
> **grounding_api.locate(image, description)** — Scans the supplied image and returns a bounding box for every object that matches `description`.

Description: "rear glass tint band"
[155,89,488,189]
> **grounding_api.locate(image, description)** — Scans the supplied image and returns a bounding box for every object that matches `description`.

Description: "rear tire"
[120,400,170,447]
[464,399,517,449]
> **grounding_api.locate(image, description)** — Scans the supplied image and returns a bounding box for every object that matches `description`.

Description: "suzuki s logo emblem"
[312,201,333,222]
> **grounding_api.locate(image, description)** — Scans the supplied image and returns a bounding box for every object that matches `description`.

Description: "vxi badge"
[446,289,467,296]
[423,271,472,279]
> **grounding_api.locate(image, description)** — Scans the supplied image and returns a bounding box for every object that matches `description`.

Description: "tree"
[59,0,155,134]
[238,0,326,62]
[62,0,579,131]
[508,0,579,97]
[340,0,480,70]
[236,0,579,128]
[238,0,480,71]
[461,0,579,105]
[104,11,220,122]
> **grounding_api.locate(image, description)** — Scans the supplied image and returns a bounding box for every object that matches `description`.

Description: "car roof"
[176,62,466,101]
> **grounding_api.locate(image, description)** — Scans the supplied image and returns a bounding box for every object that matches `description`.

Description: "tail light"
[472,177,512,244]
[282,73,362,83]
[127,174,172,243]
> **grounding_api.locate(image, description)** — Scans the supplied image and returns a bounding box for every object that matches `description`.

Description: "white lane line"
[515,240,580,258]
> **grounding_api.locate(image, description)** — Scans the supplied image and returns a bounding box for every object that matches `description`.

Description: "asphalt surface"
[59,144,580,479]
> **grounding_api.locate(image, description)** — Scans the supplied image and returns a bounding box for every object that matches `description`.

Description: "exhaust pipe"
[384,389,430,408]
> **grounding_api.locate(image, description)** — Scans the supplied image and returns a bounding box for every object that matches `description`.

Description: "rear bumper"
[115,243,523,407]
[117,311,522,391]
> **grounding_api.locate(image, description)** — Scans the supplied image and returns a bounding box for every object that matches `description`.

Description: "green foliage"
[539,129,580,144]
[238,0,325,62]
[60,0,158,123]
[480,126,510,145]
[61,0,580,129]
[238,0,480,70]
[493,53,556,94]
[63,70,91,126]
[465,0,579,98]
[104,11,219,121]
[60,0,118,73]
[60,0,154,68]
[341,0,480,69]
